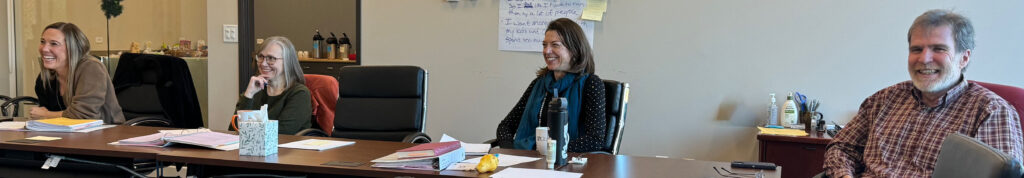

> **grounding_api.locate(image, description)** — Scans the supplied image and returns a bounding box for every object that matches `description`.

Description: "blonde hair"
[253,36,305,89]
[39,22,92,105]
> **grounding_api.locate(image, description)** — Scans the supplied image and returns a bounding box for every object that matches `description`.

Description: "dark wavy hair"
[537,18,595,76]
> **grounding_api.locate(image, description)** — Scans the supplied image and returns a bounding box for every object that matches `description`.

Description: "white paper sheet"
[68,125,117,133]
[498,0,595,52]
[444,162,478,171]
[439,134,492,156]
[159,128,212,135]
[461,154,540,167]
[490,167,582,178]
[278,139,354,151]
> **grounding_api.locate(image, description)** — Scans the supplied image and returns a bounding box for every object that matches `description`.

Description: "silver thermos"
[338,33,351,60]
[326,33,338,59]
[312,29,324,59]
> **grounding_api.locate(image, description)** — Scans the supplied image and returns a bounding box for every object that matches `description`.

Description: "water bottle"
[547,89,569,167]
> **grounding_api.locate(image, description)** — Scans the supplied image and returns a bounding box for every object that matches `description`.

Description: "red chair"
[971,81,1024,129]
[296,74,339,136]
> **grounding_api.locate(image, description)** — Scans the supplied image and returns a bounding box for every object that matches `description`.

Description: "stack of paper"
[117,133,172,147]
[278,139,354,151]
[0,121,26,130]
[164,132,240,151]
[26,118,103,132]
[757,127,809,136]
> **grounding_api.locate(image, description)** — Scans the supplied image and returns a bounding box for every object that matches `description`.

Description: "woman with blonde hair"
[235,36,311,134]
[31,22,125,123]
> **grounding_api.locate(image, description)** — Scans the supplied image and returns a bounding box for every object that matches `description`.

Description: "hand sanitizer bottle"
[783,92,799,128]
[767,93,779,126]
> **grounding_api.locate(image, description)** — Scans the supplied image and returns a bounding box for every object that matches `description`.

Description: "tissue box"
[239,120,278,156]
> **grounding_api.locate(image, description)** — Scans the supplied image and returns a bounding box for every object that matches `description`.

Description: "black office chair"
[932,133,1023,178]
[331,65,431,143]
[598,80,630,155]
[1,96,38,120]
[484,79,630,155]
[112,53,203,128]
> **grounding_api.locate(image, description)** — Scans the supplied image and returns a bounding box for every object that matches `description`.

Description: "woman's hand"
[29,106,60,119]
[243,76,270,98]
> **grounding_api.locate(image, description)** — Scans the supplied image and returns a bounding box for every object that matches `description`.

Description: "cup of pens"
[800,100,822,132]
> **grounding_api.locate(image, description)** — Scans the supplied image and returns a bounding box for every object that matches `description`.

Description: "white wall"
[360,0,1024,162]
[205,0,238,132]
[12,0,207,98]
[1,0,10,96]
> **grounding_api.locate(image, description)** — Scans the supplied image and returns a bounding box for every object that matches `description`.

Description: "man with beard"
[823,9,1023,178]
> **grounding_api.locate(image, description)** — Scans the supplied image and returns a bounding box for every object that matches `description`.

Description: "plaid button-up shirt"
[824,79,1023,178]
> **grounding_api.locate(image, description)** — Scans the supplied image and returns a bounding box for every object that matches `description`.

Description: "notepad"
[757,127,809,136]
[278,139,354,151]
[26,136,62,141]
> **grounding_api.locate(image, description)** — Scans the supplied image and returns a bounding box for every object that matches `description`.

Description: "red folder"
[396,141,462,159]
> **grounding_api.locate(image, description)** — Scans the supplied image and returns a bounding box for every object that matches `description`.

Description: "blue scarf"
[513,72,588,150]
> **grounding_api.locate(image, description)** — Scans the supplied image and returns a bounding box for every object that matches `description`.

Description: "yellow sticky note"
[303,140,330,146]
[25,136,62,141]
[582,0,608,21]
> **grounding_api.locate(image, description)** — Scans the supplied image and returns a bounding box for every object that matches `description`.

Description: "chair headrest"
[338,66,425,98]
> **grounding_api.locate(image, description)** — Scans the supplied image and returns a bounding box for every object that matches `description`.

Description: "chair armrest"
[587,151,613,155]
[295,128,328,137]
[2,96,38,117]
[402,132,432,143]
[124,116,173,127]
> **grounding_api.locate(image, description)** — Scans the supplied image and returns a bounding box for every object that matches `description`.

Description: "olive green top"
[235,83,312,135]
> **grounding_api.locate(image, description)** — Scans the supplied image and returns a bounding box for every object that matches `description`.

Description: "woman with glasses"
[30,22,125,123]
[235,36,311,134]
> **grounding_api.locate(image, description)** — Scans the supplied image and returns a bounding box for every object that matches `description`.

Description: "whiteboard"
[498,0,595,52]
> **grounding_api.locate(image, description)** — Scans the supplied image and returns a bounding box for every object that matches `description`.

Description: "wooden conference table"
[0,125,780,177]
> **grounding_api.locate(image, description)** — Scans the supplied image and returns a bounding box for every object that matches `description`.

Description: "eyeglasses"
[713,167,763,178]
[254,54,282,64]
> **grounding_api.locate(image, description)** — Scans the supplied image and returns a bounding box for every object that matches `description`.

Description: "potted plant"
[101,0,123,58]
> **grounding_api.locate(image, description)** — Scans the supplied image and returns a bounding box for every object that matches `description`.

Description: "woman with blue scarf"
[495,18,608,152]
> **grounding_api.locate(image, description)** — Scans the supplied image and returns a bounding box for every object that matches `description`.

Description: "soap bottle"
[783,92,799,128]
[767,93,779,126]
